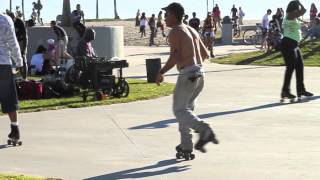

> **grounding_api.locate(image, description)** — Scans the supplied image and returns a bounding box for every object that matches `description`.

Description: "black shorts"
[0,65,19,113]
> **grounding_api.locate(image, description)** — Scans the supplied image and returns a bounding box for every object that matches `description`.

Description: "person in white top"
[261,9,272,50]
[30,45,47,74]
[139,12,148,38]
[0,13,23,144]
[238,7,245,25]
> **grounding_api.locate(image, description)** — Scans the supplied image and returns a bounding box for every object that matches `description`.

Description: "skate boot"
[175,145,195,160]
[210,51,215,58]
[297,91,314,102]
[280,92,296,103]
[195,127,219,153]
[8,125,22,146]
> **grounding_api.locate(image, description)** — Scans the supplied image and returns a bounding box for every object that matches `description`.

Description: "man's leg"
[173,72,216,151]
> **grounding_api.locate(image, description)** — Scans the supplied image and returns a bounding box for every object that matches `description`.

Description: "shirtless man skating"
[156,2,219,160]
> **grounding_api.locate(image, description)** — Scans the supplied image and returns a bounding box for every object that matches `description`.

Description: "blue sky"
[1,0,317,22]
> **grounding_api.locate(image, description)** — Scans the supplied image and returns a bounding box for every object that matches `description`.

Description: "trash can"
[221,16,233,45]
[146,58,161,83]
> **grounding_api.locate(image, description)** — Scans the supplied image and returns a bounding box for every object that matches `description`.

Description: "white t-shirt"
[262,14,269,29]
[30,53,44,72]
[140,18,147,26]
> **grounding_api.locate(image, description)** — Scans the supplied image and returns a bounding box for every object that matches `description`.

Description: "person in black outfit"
[72,4,86,37]
[189,12,200,32]
[148,14,156,46]
[7,11,28,79]
[280,0,313,101]
[231,4,238,21]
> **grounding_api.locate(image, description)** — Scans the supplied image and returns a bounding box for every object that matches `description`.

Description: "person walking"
[261,9,272,50]
[71,4,86,37]
[310,3,318,26]
[188,12,200,32]
[135,9,140,27]
[203,12,216,58]
[280,0,314,101]
[156,2,218,160]
[156,11,166,37]
[0,13,23,145]
[238,7,245,25]
[148,14,156,46]
[139,12,147,38]
[212,4,222,29]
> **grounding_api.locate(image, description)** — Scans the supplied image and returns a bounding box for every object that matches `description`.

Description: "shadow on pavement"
[0,144,10,149]
[129,96,320,130]
[127,66,271,79]
[84,159,190,180]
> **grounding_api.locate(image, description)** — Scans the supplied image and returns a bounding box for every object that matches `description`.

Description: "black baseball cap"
[161,2,184,21]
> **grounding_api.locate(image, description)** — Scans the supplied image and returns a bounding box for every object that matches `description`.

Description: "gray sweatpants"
[173,65,210,150]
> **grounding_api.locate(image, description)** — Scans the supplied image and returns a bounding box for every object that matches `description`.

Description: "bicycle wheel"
[242,29,256,45]
[233,24,241,38]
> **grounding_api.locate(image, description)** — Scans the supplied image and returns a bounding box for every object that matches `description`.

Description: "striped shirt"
[0,13,23,67]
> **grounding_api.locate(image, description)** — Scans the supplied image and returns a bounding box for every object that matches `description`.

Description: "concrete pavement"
[1,45,320,180]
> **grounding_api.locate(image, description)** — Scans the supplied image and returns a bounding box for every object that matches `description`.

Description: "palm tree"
[62,0,72,26]
[9,0,12,11]
[96,0,99,19]
[114,0,120,19]
[22,0,25,21]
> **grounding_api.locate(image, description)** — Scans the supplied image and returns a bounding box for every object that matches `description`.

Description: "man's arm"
[5,19,23,67]
[199,38,209,61]
[156,31,179,85]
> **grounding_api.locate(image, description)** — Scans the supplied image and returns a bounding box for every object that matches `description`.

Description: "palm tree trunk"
[62,0,72,26]
[96,0,99,19]
[22,0,25,21]
[9,0,12,12]
[114,0,120,19]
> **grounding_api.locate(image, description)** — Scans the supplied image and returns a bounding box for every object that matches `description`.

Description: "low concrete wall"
[26,26,124,63]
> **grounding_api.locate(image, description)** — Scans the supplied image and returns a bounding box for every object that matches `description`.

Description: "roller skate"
[195,128,219,153]
[280,92,296,103]
[297,91,314,102]
[175,145,195,160]
[7,125,22,146]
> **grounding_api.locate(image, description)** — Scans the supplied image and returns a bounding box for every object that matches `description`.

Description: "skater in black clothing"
[157,2,218,160]
[0,13,23,146]
[280,0,314,102]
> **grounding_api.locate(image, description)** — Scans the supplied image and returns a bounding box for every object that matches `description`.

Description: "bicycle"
[232,18,241,38]
[242,23,263,47]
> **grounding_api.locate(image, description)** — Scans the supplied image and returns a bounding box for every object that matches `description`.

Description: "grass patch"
[211,39,320,66]
[0,173,61,180]
[1,78,173,115]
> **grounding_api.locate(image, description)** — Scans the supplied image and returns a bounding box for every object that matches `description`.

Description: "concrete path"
[1,45,320,180]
